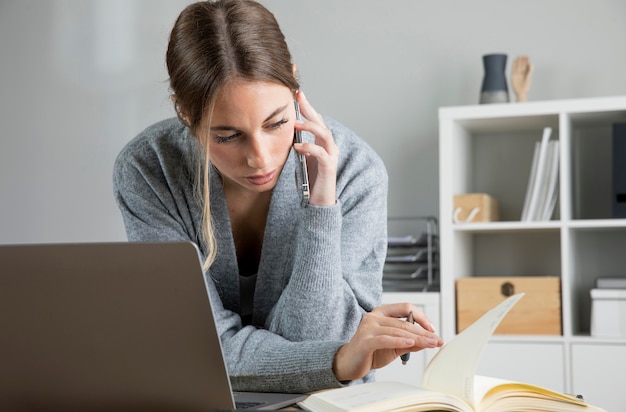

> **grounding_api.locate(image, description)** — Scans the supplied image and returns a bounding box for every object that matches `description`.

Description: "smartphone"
[294,100,310,199]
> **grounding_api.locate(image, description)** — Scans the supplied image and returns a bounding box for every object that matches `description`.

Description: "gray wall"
[1,0,625,244]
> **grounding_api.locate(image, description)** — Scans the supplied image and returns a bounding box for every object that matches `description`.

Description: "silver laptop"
[0,241,306,411]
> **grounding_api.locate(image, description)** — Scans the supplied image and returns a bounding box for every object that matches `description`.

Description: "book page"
[298,381,471,412]
[475,375,584,404]
[473,375,605,412]
[420,293,524,409]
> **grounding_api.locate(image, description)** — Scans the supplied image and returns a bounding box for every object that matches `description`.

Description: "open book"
[299,294,607,412]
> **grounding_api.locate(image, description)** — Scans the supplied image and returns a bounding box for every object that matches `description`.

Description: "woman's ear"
[292,63,299,80]
[171,94,191,126]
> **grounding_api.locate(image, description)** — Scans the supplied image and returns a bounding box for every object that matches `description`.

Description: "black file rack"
[383,216,439,292]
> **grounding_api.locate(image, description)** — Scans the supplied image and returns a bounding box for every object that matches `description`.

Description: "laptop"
[0,241,306,411]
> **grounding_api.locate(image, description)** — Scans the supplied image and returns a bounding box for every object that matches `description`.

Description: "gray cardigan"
[113,116,388,393]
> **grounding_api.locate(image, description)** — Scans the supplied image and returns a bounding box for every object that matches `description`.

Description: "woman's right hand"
[332,303,443,382]
[292,90,338,207]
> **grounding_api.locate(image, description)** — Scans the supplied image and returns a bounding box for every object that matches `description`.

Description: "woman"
[113,0,442,393]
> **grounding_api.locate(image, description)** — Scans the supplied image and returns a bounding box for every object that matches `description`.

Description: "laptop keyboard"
[235,401,264,409]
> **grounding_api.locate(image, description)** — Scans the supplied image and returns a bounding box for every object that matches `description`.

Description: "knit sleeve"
[112,124,202,247]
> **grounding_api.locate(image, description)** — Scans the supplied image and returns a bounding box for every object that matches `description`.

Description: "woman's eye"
[214,133,240,144]
[212,119,287,143]
[268,119,288,130]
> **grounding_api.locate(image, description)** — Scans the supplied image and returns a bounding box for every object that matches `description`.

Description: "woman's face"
[201,80,296,195]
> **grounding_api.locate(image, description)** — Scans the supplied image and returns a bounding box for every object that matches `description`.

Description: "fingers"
[361,313,443,351]
[295,90,325,130]
[295,91,337,153]
[372,302,438,333]
[513,55,533,77]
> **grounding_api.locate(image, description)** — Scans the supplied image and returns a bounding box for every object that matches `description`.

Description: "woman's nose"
[246,135,269,169]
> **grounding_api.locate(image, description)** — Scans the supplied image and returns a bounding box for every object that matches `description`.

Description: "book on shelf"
[541,139,560,221]
[520,127,560,222]
[298,293,606,412]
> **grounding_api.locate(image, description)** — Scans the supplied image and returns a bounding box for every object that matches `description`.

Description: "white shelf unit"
[438,96,626,411]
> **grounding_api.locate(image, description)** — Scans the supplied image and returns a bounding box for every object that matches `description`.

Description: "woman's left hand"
[332,303,443,382]
[293,91,338,206]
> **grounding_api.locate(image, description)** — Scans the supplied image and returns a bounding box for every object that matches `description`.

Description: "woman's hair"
[166,0,300,271]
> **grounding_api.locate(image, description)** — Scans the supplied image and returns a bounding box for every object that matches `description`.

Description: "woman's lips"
[246,170,276,186]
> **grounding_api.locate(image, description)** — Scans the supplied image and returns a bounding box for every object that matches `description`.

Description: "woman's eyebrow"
[210,125,238,132]
[210,104,290,132]
[263,103,289,122]
[265,104,288,122]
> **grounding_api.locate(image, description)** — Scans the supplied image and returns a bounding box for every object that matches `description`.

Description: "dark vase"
[480,53,509,104]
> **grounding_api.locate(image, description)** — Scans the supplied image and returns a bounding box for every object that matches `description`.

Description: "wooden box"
[456,277,562,335]
[453,193,499,223]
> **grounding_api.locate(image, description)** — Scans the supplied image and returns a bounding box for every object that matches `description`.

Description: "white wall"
[1,0,625,244]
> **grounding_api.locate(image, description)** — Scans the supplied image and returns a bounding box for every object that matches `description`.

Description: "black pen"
[400,311,414,365]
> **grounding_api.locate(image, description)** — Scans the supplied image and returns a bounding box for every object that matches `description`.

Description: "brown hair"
[166,0,300,271]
